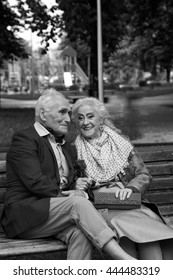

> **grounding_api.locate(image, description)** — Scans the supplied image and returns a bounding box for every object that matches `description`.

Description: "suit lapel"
[33,122,74,183]
[41,136,74,182]
[41,136,60,180]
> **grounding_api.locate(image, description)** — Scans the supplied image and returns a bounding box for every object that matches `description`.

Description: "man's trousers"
[19,196,116,259]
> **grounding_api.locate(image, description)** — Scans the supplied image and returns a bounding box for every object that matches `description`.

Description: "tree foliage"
[0,0,29,66]
[126,0,173,80]
[1,0,173,85]
[52,0,129,94]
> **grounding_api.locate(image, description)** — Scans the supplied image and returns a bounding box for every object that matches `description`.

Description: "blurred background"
[0,0,173,147]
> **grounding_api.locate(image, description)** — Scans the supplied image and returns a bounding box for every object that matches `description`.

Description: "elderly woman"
[71,97,173,260]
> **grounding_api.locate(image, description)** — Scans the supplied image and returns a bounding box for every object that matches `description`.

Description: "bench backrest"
[0,142,173,233]
[0,159,6,233]
[135,143,173,217]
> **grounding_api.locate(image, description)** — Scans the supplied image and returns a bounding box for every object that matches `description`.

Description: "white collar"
[34,122,50,137]
[34,122,66,145]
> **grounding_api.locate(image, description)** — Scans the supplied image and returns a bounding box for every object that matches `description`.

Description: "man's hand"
[75,177,91,191]
[61,189,89,199]
[114,188,133,200]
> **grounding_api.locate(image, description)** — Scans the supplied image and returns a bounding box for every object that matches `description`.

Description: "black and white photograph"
[0,0,173,279]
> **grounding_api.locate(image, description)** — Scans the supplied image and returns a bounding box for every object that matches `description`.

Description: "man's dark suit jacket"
[1,126,77,238]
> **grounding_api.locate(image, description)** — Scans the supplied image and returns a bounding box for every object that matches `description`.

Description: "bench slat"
[0,188,6,203]
[146,162,173,176]
[139,150,173,163]
[164,216,173,228]
[0,204,4,233]
[146,192,173,205]
[0,174,6,188]
[135,142,173,151]
[159,205,173,217]
[150,177,173,190]
[0,161,6,173]
[0,153,6,161]
[0,233,67,257]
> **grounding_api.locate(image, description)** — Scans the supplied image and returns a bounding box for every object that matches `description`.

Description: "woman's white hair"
[35,88,65,121]
[71,97,118,131]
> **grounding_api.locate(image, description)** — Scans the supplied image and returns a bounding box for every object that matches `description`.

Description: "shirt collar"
[34,122,66,145]
[34,121,50,137]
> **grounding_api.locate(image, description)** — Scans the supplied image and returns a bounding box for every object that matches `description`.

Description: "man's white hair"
[35,88,65,121]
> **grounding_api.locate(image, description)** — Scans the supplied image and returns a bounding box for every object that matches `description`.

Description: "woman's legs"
[138,241,163,260]
[103,239,136,260]
[120,237,138,259]
[160,239,173,260]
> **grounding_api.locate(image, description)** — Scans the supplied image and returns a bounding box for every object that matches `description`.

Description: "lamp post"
[0,68,3,109]
[97,0,104,102]
[30,29,34,98]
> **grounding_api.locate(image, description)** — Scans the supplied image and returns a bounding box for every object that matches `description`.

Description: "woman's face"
[76,104,102,139]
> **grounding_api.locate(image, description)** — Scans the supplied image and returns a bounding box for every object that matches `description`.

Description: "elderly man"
[1,89,135,260]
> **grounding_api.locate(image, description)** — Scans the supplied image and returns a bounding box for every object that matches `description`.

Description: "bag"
[93,192,141,210]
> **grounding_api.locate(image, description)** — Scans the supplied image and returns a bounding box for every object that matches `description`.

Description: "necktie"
[54,136,65,145]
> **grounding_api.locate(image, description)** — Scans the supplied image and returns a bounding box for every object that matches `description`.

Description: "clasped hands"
[61,177,90,198]
[61,177,133,200]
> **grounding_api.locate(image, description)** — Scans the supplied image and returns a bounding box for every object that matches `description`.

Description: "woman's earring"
[100,124,104,132]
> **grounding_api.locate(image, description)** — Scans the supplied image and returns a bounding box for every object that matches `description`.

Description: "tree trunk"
[88,0,98,98]
[166,68,170,83]
[89,48,98,97]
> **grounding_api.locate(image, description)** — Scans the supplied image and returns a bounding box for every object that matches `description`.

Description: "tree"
[126,0,173,81]
[0,0,29,66]
[104,37,140,84]
[50,0,129,96]
[3,0,173,91]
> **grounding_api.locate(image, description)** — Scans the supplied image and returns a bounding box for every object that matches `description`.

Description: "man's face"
[43,97,71,136]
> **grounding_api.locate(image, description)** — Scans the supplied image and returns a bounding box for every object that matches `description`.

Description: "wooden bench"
[0,142,173,259]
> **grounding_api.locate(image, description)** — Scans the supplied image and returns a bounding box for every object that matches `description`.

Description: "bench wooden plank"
[138,150,173,163]
[0,161,6,173]
[0,174,6,188]
[147,162,173,176]
[164,216,173,228]
[150,177,173,190]
[134,142,173,150]
[0,204,4,233]
[0,188,6,203]
[0,153,6,161]
[159,205,173,218]
[146,192,173,205]
[0,233,67,258]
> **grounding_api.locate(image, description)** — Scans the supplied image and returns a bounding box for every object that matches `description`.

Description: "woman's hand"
[114,188,133,200]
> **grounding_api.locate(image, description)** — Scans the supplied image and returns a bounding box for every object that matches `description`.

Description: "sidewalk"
[0,98,37,108]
